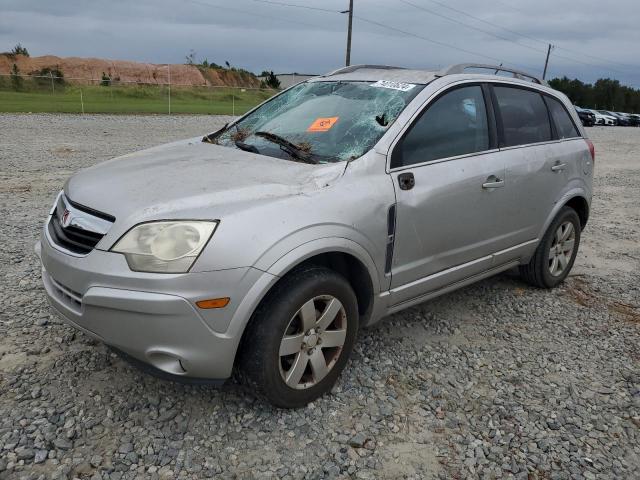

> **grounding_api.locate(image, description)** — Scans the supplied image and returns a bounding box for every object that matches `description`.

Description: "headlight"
[111,221,218,273]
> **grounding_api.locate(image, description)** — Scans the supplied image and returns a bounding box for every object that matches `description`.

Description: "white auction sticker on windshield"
[370,80,416,92]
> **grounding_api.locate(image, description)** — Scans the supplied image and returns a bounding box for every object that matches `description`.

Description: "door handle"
[482,176,505,189]
[398,172,415,190]
[551,163,567,172]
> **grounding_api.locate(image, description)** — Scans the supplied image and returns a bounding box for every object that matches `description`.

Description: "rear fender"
[538,187,590,241]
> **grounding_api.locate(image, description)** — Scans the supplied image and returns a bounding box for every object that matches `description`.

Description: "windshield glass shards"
[205,80,424,163]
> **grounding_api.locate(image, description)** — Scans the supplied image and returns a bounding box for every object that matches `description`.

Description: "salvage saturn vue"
[37,64,594,407]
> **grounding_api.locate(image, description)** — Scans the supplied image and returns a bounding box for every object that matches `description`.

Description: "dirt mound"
[0,54,260,88]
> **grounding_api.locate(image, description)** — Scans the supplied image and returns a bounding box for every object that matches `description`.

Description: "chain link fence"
[0,73,278,115]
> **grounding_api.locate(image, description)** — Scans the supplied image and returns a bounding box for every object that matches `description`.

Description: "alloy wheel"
[278,295,347,389]
[549,221,576,276]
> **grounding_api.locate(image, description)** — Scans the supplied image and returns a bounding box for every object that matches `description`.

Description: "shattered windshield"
[207,80,424,163]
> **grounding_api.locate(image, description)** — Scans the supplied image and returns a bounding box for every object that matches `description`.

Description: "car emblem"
[62,208,71,227]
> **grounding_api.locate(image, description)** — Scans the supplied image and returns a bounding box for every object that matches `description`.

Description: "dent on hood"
[63,135,347,226]
[133,162,345,220]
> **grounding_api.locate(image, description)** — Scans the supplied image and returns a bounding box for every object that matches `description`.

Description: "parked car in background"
[617,112,640,126]
[575,106,595,126]
[589,109,616,126]
[629,114,640,126]
[599,110,628,126]
[37,63,594,407]
[588,110,605,126]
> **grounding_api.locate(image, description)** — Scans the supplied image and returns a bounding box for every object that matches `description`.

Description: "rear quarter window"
[546,96,581,139]
[494,86,552,147]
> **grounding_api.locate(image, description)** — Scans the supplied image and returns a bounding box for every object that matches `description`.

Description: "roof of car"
[311,63,548,87]
[315,66,438,84]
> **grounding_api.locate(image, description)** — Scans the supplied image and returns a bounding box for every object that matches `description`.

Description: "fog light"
[196,297,230,309]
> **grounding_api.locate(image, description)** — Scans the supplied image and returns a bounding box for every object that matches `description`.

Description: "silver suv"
[38,64,594,407]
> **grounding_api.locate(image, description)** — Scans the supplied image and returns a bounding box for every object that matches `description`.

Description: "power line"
[246,0,638,80]
[421,0,640,76]
[186,0,529,73]
[353,14,537,72]
[425,0,549,46]
[183,0,638,84]
[492,0,640,68]
[555,45,640,72]
[182,0,334,30]
[248,0,341,14]
[399,0,547,57]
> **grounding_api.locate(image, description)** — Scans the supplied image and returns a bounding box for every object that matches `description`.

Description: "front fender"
[250,222,387,285]
[222,237,388,372]
[226,236,384,340]
[266,236,381,287]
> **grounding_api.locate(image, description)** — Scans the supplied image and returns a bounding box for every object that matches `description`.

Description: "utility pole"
[543,43,554,80]
[342,0,354,66]
[168,64,171,115]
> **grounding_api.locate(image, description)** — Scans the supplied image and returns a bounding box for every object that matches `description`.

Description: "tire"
[519,206,581,289]
[238,266,359,408]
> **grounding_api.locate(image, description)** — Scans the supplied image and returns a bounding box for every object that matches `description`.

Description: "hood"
[65,137,344,223]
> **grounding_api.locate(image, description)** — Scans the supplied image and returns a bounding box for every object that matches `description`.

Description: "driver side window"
[392,85,490,168]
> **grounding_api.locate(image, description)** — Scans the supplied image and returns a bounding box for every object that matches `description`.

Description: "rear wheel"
[520,206,581,288]
[239,267,359,408]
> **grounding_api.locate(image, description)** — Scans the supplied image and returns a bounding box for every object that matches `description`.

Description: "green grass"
[0,84,276,114]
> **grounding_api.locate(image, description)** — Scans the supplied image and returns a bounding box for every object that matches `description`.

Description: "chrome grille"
[47,193,114,255]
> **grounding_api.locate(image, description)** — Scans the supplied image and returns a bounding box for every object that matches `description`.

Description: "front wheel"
[238,267,359,408]
[519,206,581,288]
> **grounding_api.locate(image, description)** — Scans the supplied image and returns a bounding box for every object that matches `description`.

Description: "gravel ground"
[0,114,639,480]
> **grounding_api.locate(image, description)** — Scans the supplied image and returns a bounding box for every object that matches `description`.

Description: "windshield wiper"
[234,141,260,154]
[202,123,228,144]
[254,131,318,164]
[202,122,246,144]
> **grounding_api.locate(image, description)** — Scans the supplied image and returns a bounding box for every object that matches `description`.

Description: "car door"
[490,84,558,244]
[388,83,519,306]
[489,84,573,245]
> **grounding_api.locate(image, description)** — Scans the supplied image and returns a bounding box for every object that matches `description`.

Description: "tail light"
[585,138,595,163]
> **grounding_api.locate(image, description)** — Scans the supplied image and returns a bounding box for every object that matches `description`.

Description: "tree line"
[548,77,640,113]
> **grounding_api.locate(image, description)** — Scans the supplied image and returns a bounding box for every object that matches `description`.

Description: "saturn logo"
[62,208,71,227]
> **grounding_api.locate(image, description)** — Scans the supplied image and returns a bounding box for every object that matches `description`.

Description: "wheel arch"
[276,251,376,324]
[564,195,589,229]
[229,238,384,371]
[265,238,382,326]
[539,190,590,241]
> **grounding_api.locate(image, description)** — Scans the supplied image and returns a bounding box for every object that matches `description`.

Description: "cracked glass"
[213,81,424,163]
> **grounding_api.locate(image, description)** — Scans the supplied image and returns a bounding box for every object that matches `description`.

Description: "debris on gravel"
[1,115,638,479]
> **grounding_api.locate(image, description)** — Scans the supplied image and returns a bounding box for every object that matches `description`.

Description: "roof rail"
[322,64,406,77]
[436,63,547,85]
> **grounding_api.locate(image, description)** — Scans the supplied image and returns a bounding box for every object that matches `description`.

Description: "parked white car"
[588,109,616,126]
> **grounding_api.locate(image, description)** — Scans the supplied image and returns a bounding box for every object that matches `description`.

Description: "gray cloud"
[1,0,639,86]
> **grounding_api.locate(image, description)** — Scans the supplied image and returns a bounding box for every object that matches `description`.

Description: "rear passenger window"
[494,86,552,147]
[393,85,489,167]
[546,97,580,139]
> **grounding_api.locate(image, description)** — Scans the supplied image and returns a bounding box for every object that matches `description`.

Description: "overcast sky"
[2,0,639,86]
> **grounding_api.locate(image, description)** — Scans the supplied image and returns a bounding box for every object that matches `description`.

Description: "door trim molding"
[384,239,537,310]
[385,259,520,314]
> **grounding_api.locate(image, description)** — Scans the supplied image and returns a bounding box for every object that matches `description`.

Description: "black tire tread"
[519,206,581,289]
[237,266,358,408]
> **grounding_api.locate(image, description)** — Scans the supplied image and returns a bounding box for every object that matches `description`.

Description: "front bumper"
[37,233,276,380]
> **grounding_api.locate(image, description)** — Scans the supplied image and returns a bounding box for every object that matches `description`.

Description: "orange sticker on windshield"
[307,117,339,132]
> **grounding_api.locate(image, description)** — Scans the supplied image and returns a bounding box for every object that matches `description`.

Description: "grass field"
[0,83,276,114]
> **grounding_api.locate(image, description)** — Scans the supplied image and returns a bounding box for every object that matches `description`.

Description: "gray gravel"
[1,114,639,480]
